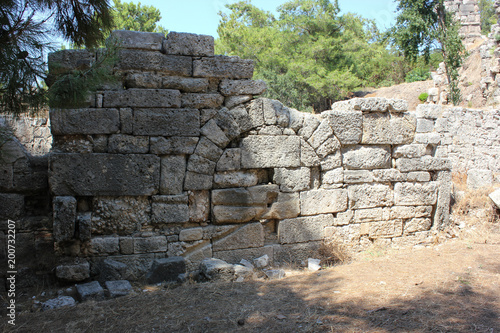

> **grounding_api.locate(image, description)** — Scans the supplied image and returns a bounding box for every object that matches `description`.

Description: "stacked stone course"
[45,31,452,283]
[444,0,481,43]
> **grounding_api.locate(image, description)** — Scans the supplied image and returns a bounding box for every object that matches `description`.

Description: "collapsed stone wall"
[45,31,452,283]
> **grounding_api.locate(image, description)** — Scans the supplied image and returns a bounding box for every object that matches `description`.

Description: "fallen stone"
[42,296,76,311]
[308,258,321,271]
[55,262,90,282]
[95,258,129,282]
[147,257,186,284]
[75,281,105,302]
[489,188,500,209]
[240,259,255,270]
[263,269,286,280]
[233,264,254,282]
[105,280,133,298]
[199,258,235,281]
[253,254,270,268]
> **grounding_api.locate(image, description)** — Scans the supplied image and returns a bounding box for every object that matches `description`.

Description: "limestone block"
[213,206,266,224]
[353,98,390,112]
[263,99,289,127]
[179,228,203,242]
[247,99,265,128]
[214,246,273,265]
[434,170,452,230]
[261,192,300,220]
[390,206,433,219]
[193,56,254,79]
[200,109,217,126]
[41,296,76,310]
[334,210,353,226]
[219,79,267,96]
[119,108,133,134]
[133,236,168,253]
[150,136,199,155]
[181,93,224,109]
[151,195,189,223]
[184,172,213,190]
[354,207,389,223]
[133,109,200,136]
[407,171,431,182]
[300,139,320,167]
[316,137,341,159]
[201,119,230,148]
[160,155,186,195]
[344,170,374,183]
[405,218,432,234]
[214,108,241,140]
[213,170,264,188]
[48,49,95,75]
[320,151,342,171]
[396,156,451,172]
[415,104,443,119]
[388,99,409,112]
[308,120,333,149]
[92,196,150,235]
[300,189,348,215]
[0,164,13,191]
[322,110,362,144]
[413,133,441,144]
[90,237,120,255]
[188,190,210,222]
[0,193,24,219]
[146,257,186,284]
[467,169,493,189]
[225,95,252,108]
[361,112,416,145]
[119,237,134,255]
[288,107,305,132]
[75,281,105,302]
[111,30,164,50]
[124,72,161,89]
[50,108,120,135]
[342,145,391,170]
[117,49,192,76]
[163,32,214,56]
[53,196,77,242]
[187,154,216,175]
[162,76,209,92]
[394,182,438,206]
[212,222,264,251]
[258,125,282,135]
[229,106,253,133]
[278,214,335,244]
[105,280,133,298]
[348,184,394,209]
[273,167,311,192]
[240,135,301,168]
[321,168,344,186]
[212,184,279,206]
[298,114,320,140]
[108,134,149,153]
[368,220,403,238]
[103,89,181,108]
[217,148,241,171]
[199,258,235,281]
[416,118,435,133]
[392,144,430,158]
[50,154,160,196]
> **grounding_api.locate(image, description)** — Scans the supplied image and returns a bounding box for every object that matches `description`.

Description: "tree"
[390,0,466,105]
[479,0,497,35]
[112,0,168,35]
[0,0,114,115]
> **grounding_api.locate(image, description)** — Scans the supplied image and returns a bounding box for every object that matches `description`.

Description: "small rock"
[307,258,321,271]
[199,258,235,281]
[234,264,253,281]
[240,259,255,270]
[263,269,285,280]
[41,296,76,311]
[489,188,500,209]
[253,254,269,268]
[105,280,132,298]
[75,281,105,302]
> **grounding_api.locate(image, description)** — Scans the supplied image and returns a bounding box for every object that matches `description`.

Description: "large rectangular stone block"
[48,49,95,75]
[219,79,267,96]
[396,156,451,172]
[150,136,199,155]
[160,156,186,195]
[49,154,160,196]
[279,214,334,244]
[193,56,254,79]
[300,189,348,215]
[342,145,391,170]
[368,220,403,238]
[163,32,214,56]
[50,108,120,135]
[212,185,279,206]
[111,30,164,51]
[103,89,181,108]
[53,196,77,242]
[92,197,151,235]
[323,110,362,144]
[212,223,264,251]
[240,135,300,168]
[117,49,192,76]
[348,184,394,209]
[394,182,438,206]
[133,109,200,136]
[213,206,266,224]
[151,195,189,224]
[361,112,416,145]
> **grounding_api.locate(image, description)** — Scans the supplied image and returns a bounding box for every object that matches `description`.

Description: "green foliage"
[405,67,431,83]
[112,0,168,35]
[418,92,429,102]
[216,0,405,112]
[479,0,497,35]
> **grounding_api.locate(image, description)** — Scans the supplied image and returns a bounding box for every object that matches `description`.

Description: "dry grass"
[318,241,351,267]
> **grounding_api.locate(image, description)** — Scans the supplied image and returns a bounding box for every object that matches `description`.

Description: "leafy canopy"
[112,0,168,35]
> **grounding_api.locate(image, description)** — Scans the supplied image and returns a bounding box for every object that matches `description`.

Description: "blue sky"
[132,0,397,37]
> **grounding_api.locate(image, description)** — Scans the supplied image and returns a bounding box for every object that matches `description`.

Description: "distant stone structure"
[480,1,500,103]
[444,0,482,44]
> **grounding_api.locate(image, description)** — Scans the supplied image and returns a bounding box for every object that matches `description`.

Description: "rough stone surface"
[184,172,213,190]
[279,214,335,244]
[348,184,394,209]
[201,119,230,148]
[150,137,199,155]
[112,30,164,50]
[50,108,120,135]
[152,195,189,224]
[489,188,500,209]
[92,196,150,235]
[108,134,149,154]
[193,56,254,79]
[188,191,210,222]
[163,32,214,56]
[300,189,348,216]
[394,182,438,206]
[53,196,77,242]
[212,223,264,251]
[241,136,300,168]
[217,148,241,171]
[362,112,416,145]
[161,76,209,92]
[105,280,133,298]
[199,258,235,281]
[42,297,76,311]
[273,167,311,192]
[76,281,105,301]
[55,262,90,282]
[103,89,181,108]
[323,110,362,144]
[219,79,267,96]
[160,155,186,195]
[214,170,266,188]
[467,169,493,189]
[146,257,186,284]
[342,145,391,170]
[133,109,200,136]
[182,93,224,109]
[117,49,192,76]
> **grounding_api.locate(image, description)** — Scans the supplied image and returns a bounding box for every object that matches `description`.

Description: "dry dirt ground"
[2,218,499,333]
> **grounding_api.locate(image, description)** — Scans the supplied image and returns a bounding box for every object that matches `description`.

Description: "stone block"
[348,184,394,209]
[322,167,344,186]
[119,237,134,255]
[298,114,321,140]
[50,108,120,135]
[212,206,266,224]
[55,261,90,282]
[288,107,304,132]
[214,108,241,141]
[217,148,241,171]
[354,208,389,223]
[91,237,120,255]
[404,218,432,234]
[133,108,200,136]
[467,169,493,189]
[92,196,150,235]
[187,154,216,175]
[181,93,224,109]
[300,189,348,215]
[261,192,300,220]
[105,280,133,298]
[179,228,203,242]
[407,171,431,182]
[342,145,391,170]
[160,155,186,195]
[434,170,452,230]
[362,112,416,145]
[228,93,252,107]
[300,139,320,167]
[316,137,341,159]
[323,110,362,144]
[246,99,265,128]
[150,136,199,155]
[77,212,91,241]
[489,188,500,209]
[241,135,300,168]
[0,193,24,219]
[108,134,149,153]
[214,169,265,188]
[320,151,342,171]
[273,167,311,192]
[214,246,273,264]
[194,137,224,162]
[416,104,442,120]
[344,170,374,183]
[42,296,76,311]
[262,99,290,127]
[53,196,77,242]
[119,108,133,134]
[133,236,168,253]
[162,76,209,92]
[229,105,253,133]
[193,56,254,79]
[146,257,186,284]
[103,89,181,108]
[416,118,435,133]
[396,156,451,172]
[124,72,161,89]
[368,220,403,238]
[279,214,335,244]
[76,281,105,302]
[50,154,160,196]
[413,133,441,144]
[184,171,213,190]
[117,49,192,76]
[212,222,264,251]
[94,258,129,282]
[189,190,210,222]
[199,258,235,281]
[393,144,430,158]
[212,185,279,206]
[219,79,267,96]
[394,182,438,206]
[163,32,214,56]
[48,49,95,75]
[308,120,333,149]
[111,30,164,50]
[201,119,230,148]
[151,195,189,224]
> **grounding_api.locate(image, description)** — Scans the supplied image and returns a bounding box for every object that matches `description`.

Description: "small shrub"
[318,241,351,266]
[405,67,431,83]
[418,92,429,102]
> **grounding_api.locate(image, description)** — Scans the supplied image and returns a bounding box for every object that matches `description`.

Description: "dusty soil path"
[3,230,499,333]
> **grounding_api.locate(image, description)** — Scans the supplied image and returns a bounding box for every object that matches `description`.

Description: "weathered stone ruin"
[444,0,482,45]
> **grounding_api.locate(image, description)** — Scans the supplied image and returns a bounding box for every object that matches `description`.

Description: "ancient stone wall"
[0,114,52,156]
[444,0,481,43]
[44,31,452,283]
